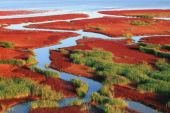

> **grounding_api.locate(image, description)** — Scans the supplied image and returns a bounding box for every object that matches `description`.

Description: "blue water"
[0,0,169,11]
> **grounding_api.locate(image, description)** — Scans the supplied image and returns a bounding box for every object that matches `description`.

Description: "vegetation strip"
[70,78,89,97]
[30,100,60,109]
[30,66,60,78]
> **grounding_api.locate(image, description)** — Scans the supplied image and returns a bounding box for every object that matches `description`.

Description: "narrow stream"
[5,11,170,113]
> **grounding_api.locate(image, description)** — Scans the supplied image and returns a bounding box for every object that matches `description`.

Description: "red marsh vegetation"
[26,16,170,37]
[0,13,89,25]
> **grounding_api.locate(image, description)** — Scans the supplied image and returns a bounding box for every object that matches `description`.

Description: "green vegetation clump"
[90,93,128,107]
[26,37,31,40]
[0,59,26,66]
[72,50,114,58]
[30,100,59,109]
[80,103,91,111]
[98,85,114,98]
[92,48,104,51]
[135,42,170,59]
[133,15,154,18]
[96,27,105,30]
[30,66,60,78]
[70,78,89,97]
[59,49,69,54]
[122,33,133,39]
[27,56,39,65]
[127,28,133,30]
[131,20,150,26]
[0,78,63,100]
[67,99,85,106]
[103,75,130,85]
[104,104,125,113]
[45,63,50,69]
[28,49,36,56]
[83,36,88,39]
[0,42,16,48]
[166,101,170,108]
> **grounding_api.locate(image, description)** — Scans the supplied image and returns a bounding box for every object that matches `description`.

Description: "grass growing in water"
[66,99,85,106]
[30,66,60,78]
[30,100,59,109]
[70,78,89,97]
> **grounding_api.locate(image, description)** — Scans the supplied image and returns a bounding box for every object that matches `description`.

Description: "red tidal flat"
[26,16,170,37]
[0,10,58,16]
[0,29,79,49]
[50,50,73,70]
[98,9,170,17]
[139,36,170,45]
[0,13,89,25]
[114,84,170,112]
[41,78,77,97]
[0,47,31,60]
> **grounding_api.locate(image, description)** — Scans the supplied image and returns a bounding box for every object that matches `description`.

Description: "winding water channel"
[5,10,170,113]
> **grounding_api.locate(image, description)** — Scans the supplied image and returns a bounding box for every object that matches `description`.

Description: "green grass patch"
[92,48,104,51]
[83,36,88,39]
[80,103,91,111]
[30,66,60,78]
[0,59,26,66]
[66,99,85,106]
[72,50,114,58]
[103,75,130,85]
[26,37,31,40]
[96,27,105,30]
[166,101,170,108]
[0,78,63,100]
[59,49,69,54]
[98,85,114,98]
[45,63,50,69]
[28,49,36,56]
[131,20,150,26]
[133,15,154,18]
[0,42,16,48]
[27,56,39,65]
[90,93,128,107]
[70,78,89,97]
[122,33,133,39]
[30,100,59,109]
